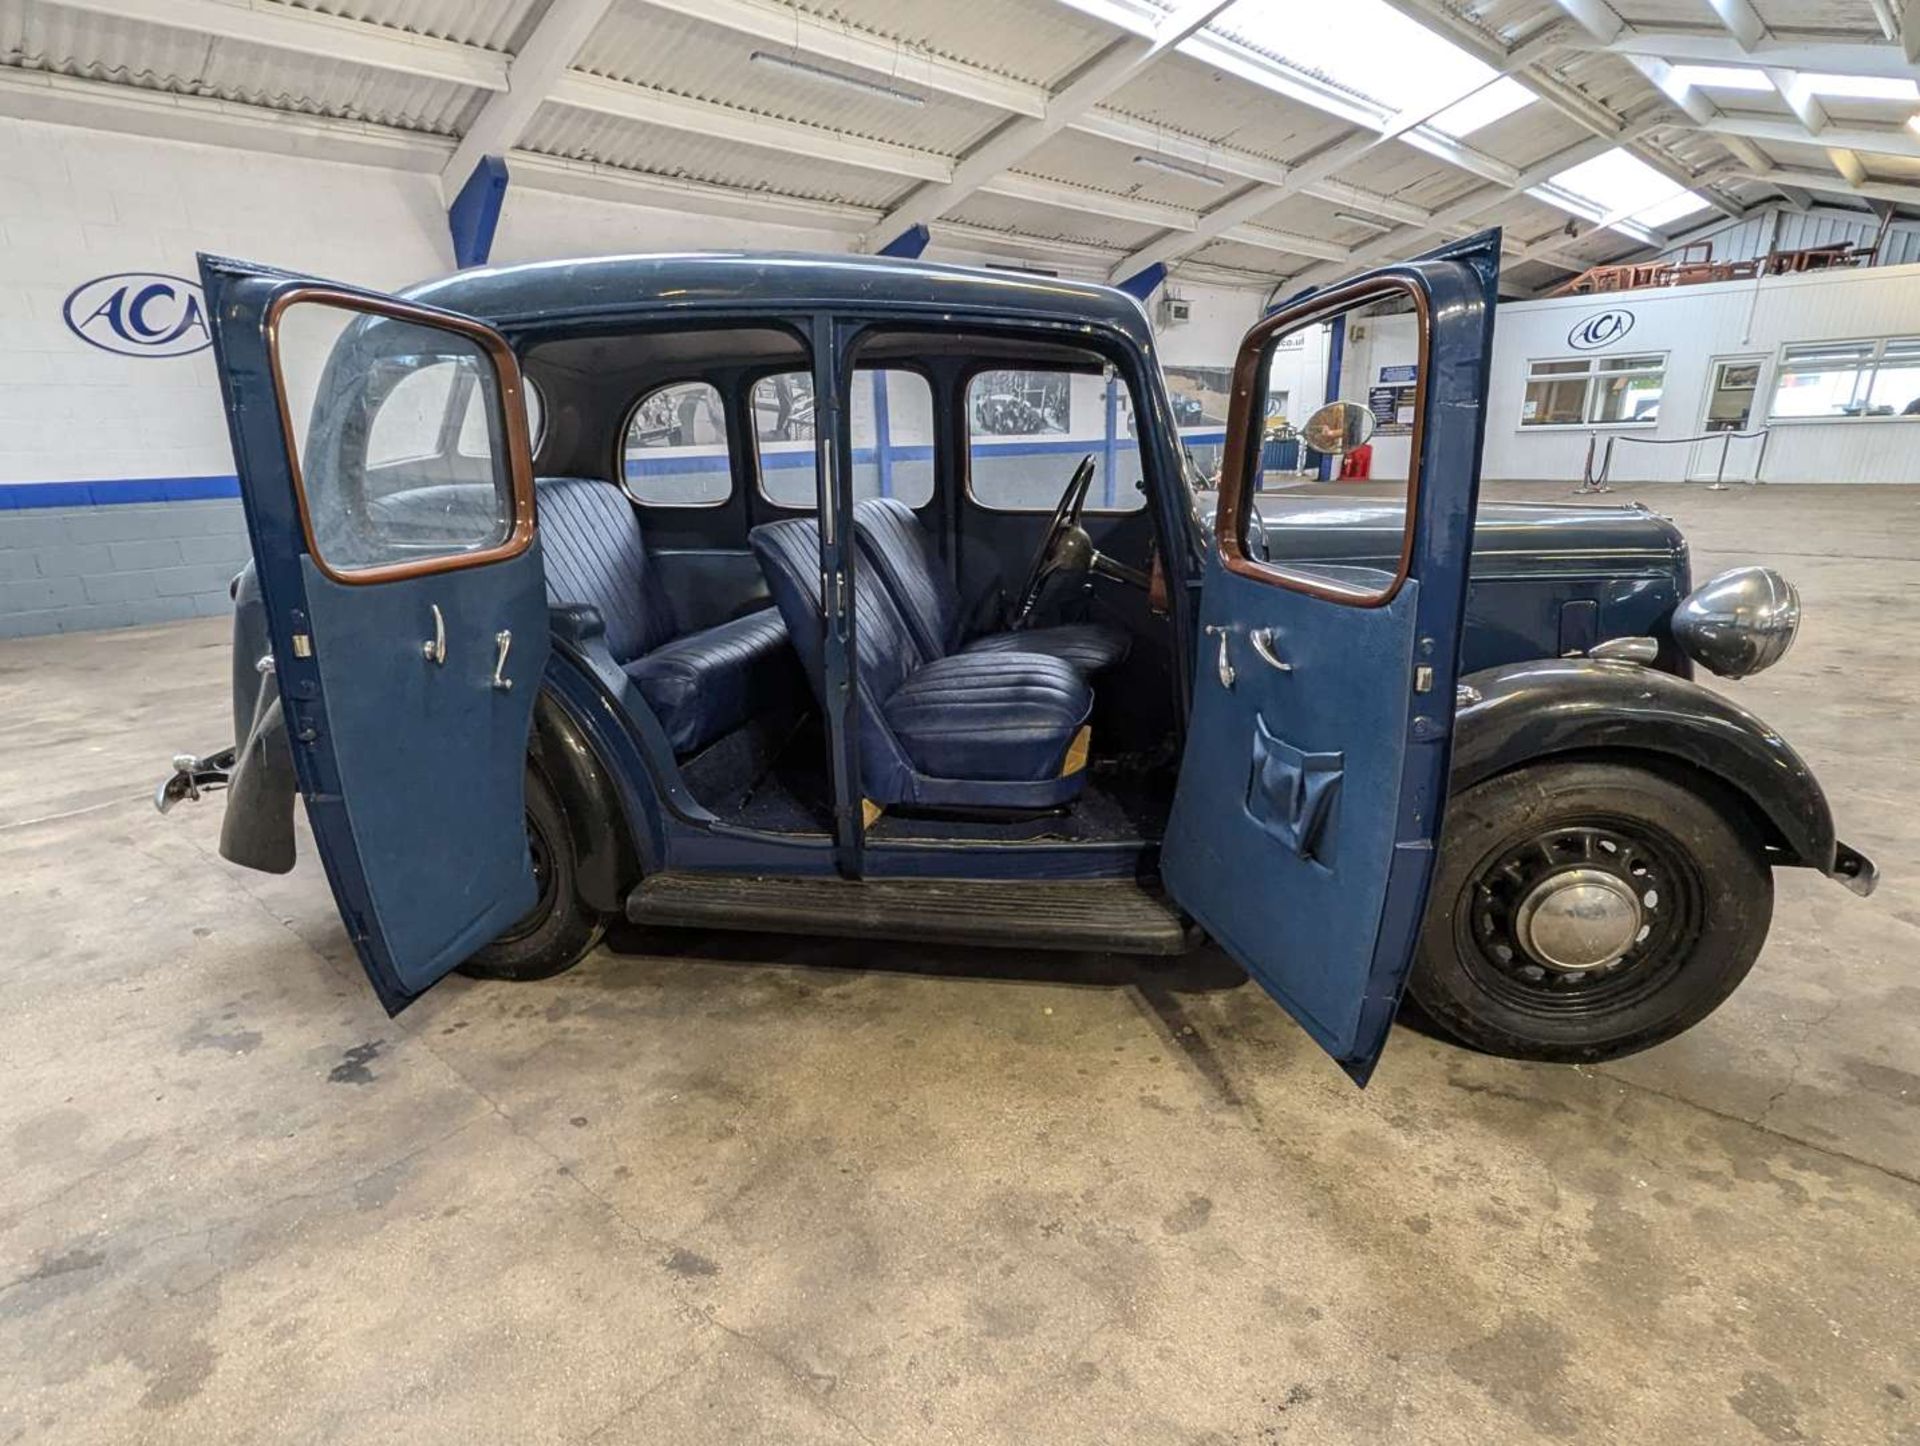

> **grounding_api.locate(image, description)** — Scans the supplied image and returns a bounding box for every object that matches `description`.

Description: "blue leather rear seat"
[851,497,1129,677]
[537,477,795,756]
[750,514,1092,810]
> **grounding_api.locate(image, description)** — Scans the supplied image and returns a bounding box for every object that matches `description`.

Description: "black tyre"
[458,768,607,982]
[1410,759,1772,1063]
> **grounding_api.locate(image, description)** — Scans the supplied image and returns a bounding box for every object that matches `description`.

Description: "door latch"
[491,630,513,691]
[1248,627,1292,673]
[422,604,446,665]
[1204,624,1235,689]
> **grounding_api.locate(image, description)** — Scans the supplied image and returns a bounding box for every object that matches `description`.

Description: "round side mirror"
[1301,400,1377,456]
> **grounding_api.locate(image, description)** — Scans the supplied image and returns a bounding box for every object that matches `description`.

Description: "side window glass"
[753,371,817,508]
[276,301,521,576]
[755,369,934,508]
[966,369,1145,512]
[622,380,731,506]
[1235,286,1427,602]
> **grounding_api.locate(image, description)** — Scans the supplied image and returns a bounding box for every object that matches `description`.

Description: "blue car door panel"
[200,255,549,1013]
[1162,233,1499,1084]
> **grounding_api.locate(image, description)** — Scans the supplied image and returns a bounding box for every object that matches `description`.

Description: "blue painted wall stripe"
[0,430,1228,510]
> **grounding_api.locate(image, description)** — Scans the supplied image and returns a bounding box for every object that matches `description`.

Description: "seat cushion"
[536,476,676,665]
[852,496,961,658]
[961,622,1130,676]
[881,650,1092,784]
[624,606,794,757]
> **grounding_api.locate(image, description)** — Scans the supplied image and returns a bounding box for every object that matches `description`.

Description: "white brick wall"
[0,116,451,489]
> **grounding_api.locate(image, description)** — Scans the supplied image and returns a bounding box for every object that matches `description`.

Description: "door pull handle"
[491,630,513,691]
[1248,627,1292,672]
[1204,624,1235,689]
[422,604,446,665]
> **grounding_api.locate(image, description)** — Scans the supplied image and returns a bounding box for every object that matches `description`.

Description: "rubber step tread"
[627,872,1188,955]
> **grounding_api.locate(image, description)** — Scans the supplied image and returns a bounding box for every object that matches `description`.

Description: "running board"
[626,873,1190,955]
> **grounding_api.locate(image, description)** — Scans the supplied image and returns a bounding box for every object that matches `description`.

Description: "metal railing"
[1577,427,1771,493]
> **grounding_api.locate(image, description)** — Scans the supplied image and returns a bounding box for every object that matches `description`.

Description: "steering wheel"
[1011,454,1149,626]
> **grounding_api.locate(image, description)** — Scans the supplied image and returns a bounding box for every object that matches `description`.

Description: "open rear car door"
[1161,233,1499,1083]
[200,255,549,1014]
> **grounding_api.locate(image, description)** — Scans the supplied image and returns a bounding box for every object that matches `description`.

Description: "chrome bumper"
[154,747,235,814]
[1831,841,1878,898]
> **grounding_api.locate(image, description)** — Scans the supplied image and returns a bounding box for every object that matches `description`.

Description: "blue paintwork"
[448,156,509,270]
[1162,237,1499,1083]
[198,255,549,1014]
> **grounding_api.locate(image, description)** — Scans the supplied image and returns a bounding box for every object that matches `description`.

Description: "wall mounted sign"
[63,273,211,358]
[1567,309,1635,352]
[1377,363,1418,385]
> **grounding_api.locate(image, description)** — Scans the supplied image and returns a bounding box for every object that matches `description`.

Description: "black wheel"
[458,768,607,982]
[1410,759,1772,1063]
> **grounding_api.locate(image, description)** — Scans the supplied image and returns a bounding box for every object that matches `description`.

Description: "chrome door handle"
[491,630,513,691]
[422,604,446,665]
[1204,624,1235,689]
[1248,627,1292,672]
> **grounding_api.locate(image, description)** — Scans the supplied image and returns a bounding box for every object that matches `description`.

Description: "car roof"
[401,251,1155,346]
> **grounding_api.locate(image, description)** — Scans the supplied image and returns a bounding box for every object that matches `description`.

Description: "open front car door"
[200,255,549,1014]
[1161,233,1499,1083]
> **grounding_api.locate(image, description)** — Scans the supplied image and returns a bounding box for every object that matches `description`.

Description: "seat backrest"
[535,477,678,665]
[852,497,961,659]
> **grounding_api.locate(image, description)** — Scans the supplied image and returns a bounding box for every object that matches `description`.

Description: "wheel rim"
[493,807,558,945]
[1455,818,1706,1019]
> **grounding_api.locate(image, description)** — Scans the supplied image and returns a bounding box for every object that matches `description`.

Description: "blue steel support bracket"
[1116,262,1167,302]
[448,156,510,270]
[878,224,930,259]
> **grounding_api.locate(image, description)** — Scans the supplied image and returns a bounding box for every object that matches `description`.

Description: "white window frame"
[1517,352,1667,431]
[1766,335,1920,425]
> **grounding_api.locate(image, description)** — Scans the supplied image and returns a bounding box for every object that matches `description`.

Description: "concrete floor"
[2,481,1916,1445]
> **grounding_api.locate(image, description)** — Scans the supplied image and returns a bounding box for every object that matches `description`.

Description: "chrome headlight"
[1671,566,1800,678]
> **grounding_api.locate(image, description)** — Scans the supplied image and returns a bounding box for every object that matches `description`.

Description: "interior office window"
[754,370,935,508]
[1588,355,1665,424]
[1520,355,1664,426]
[1770,341,1875,419]
[967,369,1145,512]
[1520,359,1591,426]
[622,380,731,505]
[1867,338,1920,416]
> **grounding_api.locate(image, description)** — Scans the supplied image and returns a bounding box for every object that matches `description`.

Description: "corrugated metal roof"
[0,0,482,133]
[2,0,1914,296]
[945,191,1163,252]
[579,4,1005,157]
[279,0,540,52]
[784,0,1114,89]
[524,101,916,209]
[1104,51,1355,169]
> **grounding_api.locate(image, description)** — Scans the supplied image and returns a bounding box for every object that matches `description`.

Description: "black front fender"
[1453,658,1837,874]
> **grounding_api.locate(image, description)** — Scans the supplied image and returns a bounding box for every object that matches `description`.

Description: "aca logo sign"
[63,273,211,358]
[1567,309,1635,352]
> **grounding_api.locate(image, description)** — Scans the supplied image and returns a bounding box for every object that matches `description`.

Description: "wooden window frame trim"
[1215,274,1430,608]
[265,286,536,587]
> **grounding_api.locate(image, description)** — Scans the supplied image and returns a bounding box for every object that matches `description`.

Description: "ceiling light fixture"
[1333,210,1395,233]
[1132,153,1228,188]
[748,51,927,108]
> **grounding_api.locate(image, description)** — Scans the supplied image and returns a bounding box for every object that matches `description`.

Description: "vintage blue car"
[159,232,1873,1084]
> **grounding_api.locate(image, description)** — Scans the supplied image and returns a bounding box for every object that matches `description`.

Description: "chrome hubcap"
[1513,867,1644,973]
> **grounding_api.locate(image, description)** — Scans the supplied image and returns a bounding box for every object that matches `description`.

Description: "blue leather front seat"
[851,497,1129,677]
[750,515,1093,810]
[537,477,796,756]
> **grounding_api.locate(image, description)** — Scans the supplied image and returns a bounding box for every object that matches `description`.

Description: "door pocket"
[1246,715,1343,864]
